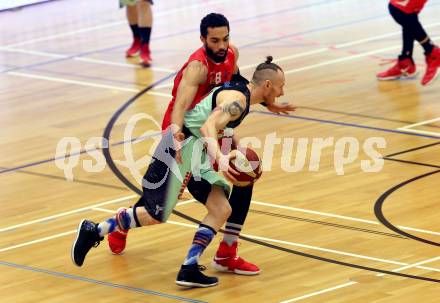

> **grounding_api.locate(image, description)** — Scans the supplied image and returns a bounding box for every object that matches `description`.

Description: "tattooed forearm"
[222,101,244,116]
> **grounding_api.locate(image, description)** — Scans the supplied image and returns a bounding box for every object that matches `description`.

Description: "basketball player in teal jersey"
[71,56,288,287]
[108,13,296,276]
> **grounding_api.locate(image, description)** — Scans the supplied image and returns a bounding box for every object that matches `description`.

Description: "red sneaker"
[139,43,152,67]
[108,229,128,255]
[377,57,417,80]
[212,241,260,275]
[422,46,440,86]
[126,37,141,58]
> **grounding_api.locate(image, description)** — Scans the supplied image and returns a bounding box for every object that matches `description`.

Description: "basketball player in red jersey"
[377,0,440,85]
[108,13,296,276]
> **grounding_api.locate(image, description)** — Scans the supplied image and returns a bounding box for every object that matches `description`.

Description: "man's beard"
[205,45,227,63]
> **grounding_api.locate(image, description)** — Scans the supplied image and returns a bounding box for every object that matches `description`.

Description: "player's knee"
[224,203,232,219]
[207,200,231,220]
[218,202,232,220]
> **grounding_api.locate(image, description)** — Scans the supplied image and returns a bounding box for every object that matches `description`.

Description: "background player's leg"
[408,12,440,85]
[137,0,153,66]
[377,3,417,80]
[125,4,141,57]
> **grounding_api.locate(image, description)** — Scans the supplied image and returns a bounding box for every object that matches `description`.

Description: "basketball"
[229,147,262,187]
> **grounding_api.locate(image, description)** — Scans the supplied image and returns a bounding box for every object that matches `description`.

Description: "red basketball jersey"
[390,0,428,13]
[161,46,236,130]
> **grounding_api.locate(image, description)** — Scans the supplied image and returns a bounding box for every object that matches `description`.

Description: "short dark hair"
[200,13,230,37]
[251,56,283,84]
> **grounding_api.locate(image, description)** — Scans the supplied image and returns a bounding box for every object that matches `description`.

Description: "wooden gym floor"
[0,0,439,302]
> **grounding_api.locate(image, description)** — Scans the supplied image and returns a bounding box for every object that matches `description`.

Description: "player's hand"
[266,102,296,115]
[219,150,240,184]
[172,132,185,164]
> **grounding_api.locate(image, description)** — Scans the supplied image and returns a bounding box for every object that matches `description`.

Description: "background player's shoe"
[71,219,103,267]
[175,264,219,288]
[377,57,417,80]
[139,43,152,67]
[126,37,141,57]
[422,46,440,85]
[108,229,128,254]
[212,241,260,275]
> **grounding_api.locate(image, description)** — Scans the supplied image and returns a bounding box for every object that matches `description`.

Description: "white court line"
[6,71,172,98]
[0,230,77,253]
[0,47,176,73]
[2,203,439,277]
[3,0,234,48]
[0,195,137,233]
[92,198,196,213]
[0,47,68,58]
[283,35,440,74]
[240,233,440,273]
[376,255,440,277]
[2,195,438,237]
[7,72,138,93]
[397,117,440,138]
[399,117,440,129]
[279,256,440,303]
[279,281,358,303]
[239,22,440,71]
[251,200,440,236]
[396,127,440,138]
[151,22,440,89]
[84,206,440,274]
[5,22,440,92]
[74,57,176,73]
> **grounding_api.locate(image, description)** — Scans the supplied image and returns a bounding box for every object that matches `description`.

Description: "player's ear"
[200,35,206,44]
[264,79,272,89]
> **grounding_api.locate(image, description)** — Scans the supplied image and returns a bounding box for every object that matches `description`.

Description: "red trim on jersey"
[161,46,236,130]
[390,0,428,14]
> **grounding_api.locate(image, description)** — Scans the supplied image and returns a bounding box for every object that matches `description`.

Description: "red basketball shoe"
[377,57,417,80]
[422,46,440,86]
[139,43,152,67]
[108,229,128,255]
[212,241,260,275]
[126,37,141,57]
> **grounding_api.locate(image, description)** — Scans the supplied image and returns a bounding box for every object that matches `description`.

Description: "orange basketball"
[229,147,262,187]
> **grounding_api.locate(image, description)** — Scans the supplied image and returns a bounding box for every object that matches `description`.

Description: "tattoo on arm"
[222,101,244,116]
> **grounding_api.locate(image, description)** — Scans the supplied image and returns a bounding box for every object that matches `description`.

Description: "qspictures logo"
[54,113,387,188]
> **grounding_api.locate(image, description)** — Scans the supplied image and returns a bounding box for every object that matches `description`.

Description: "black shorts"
[136,131,218,222]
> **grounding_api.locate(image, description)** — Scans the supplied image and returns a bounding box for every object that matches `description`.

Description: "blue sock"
[183,224,216,265]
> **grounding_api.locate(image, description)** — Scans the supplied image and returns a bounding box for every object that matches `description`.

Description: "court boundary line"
[94,207,440,273]
[2,205,439,277]
[383,157,440,169]
[2,0,235,48]
[2,195,437,236]
[2,198,439,273]
[397,117,440,138]
[0,166,129,191]
[0,0,363,75]
[279,256,440,303]
[0,260,208,303]
[252,110,440,140]
[251,200,440,236]
[384,142,440,158]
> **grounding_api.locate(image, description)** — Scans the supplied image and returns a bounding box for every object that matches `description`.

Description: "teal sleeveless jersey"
[183,81,251,138]
[184,87,221,138]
